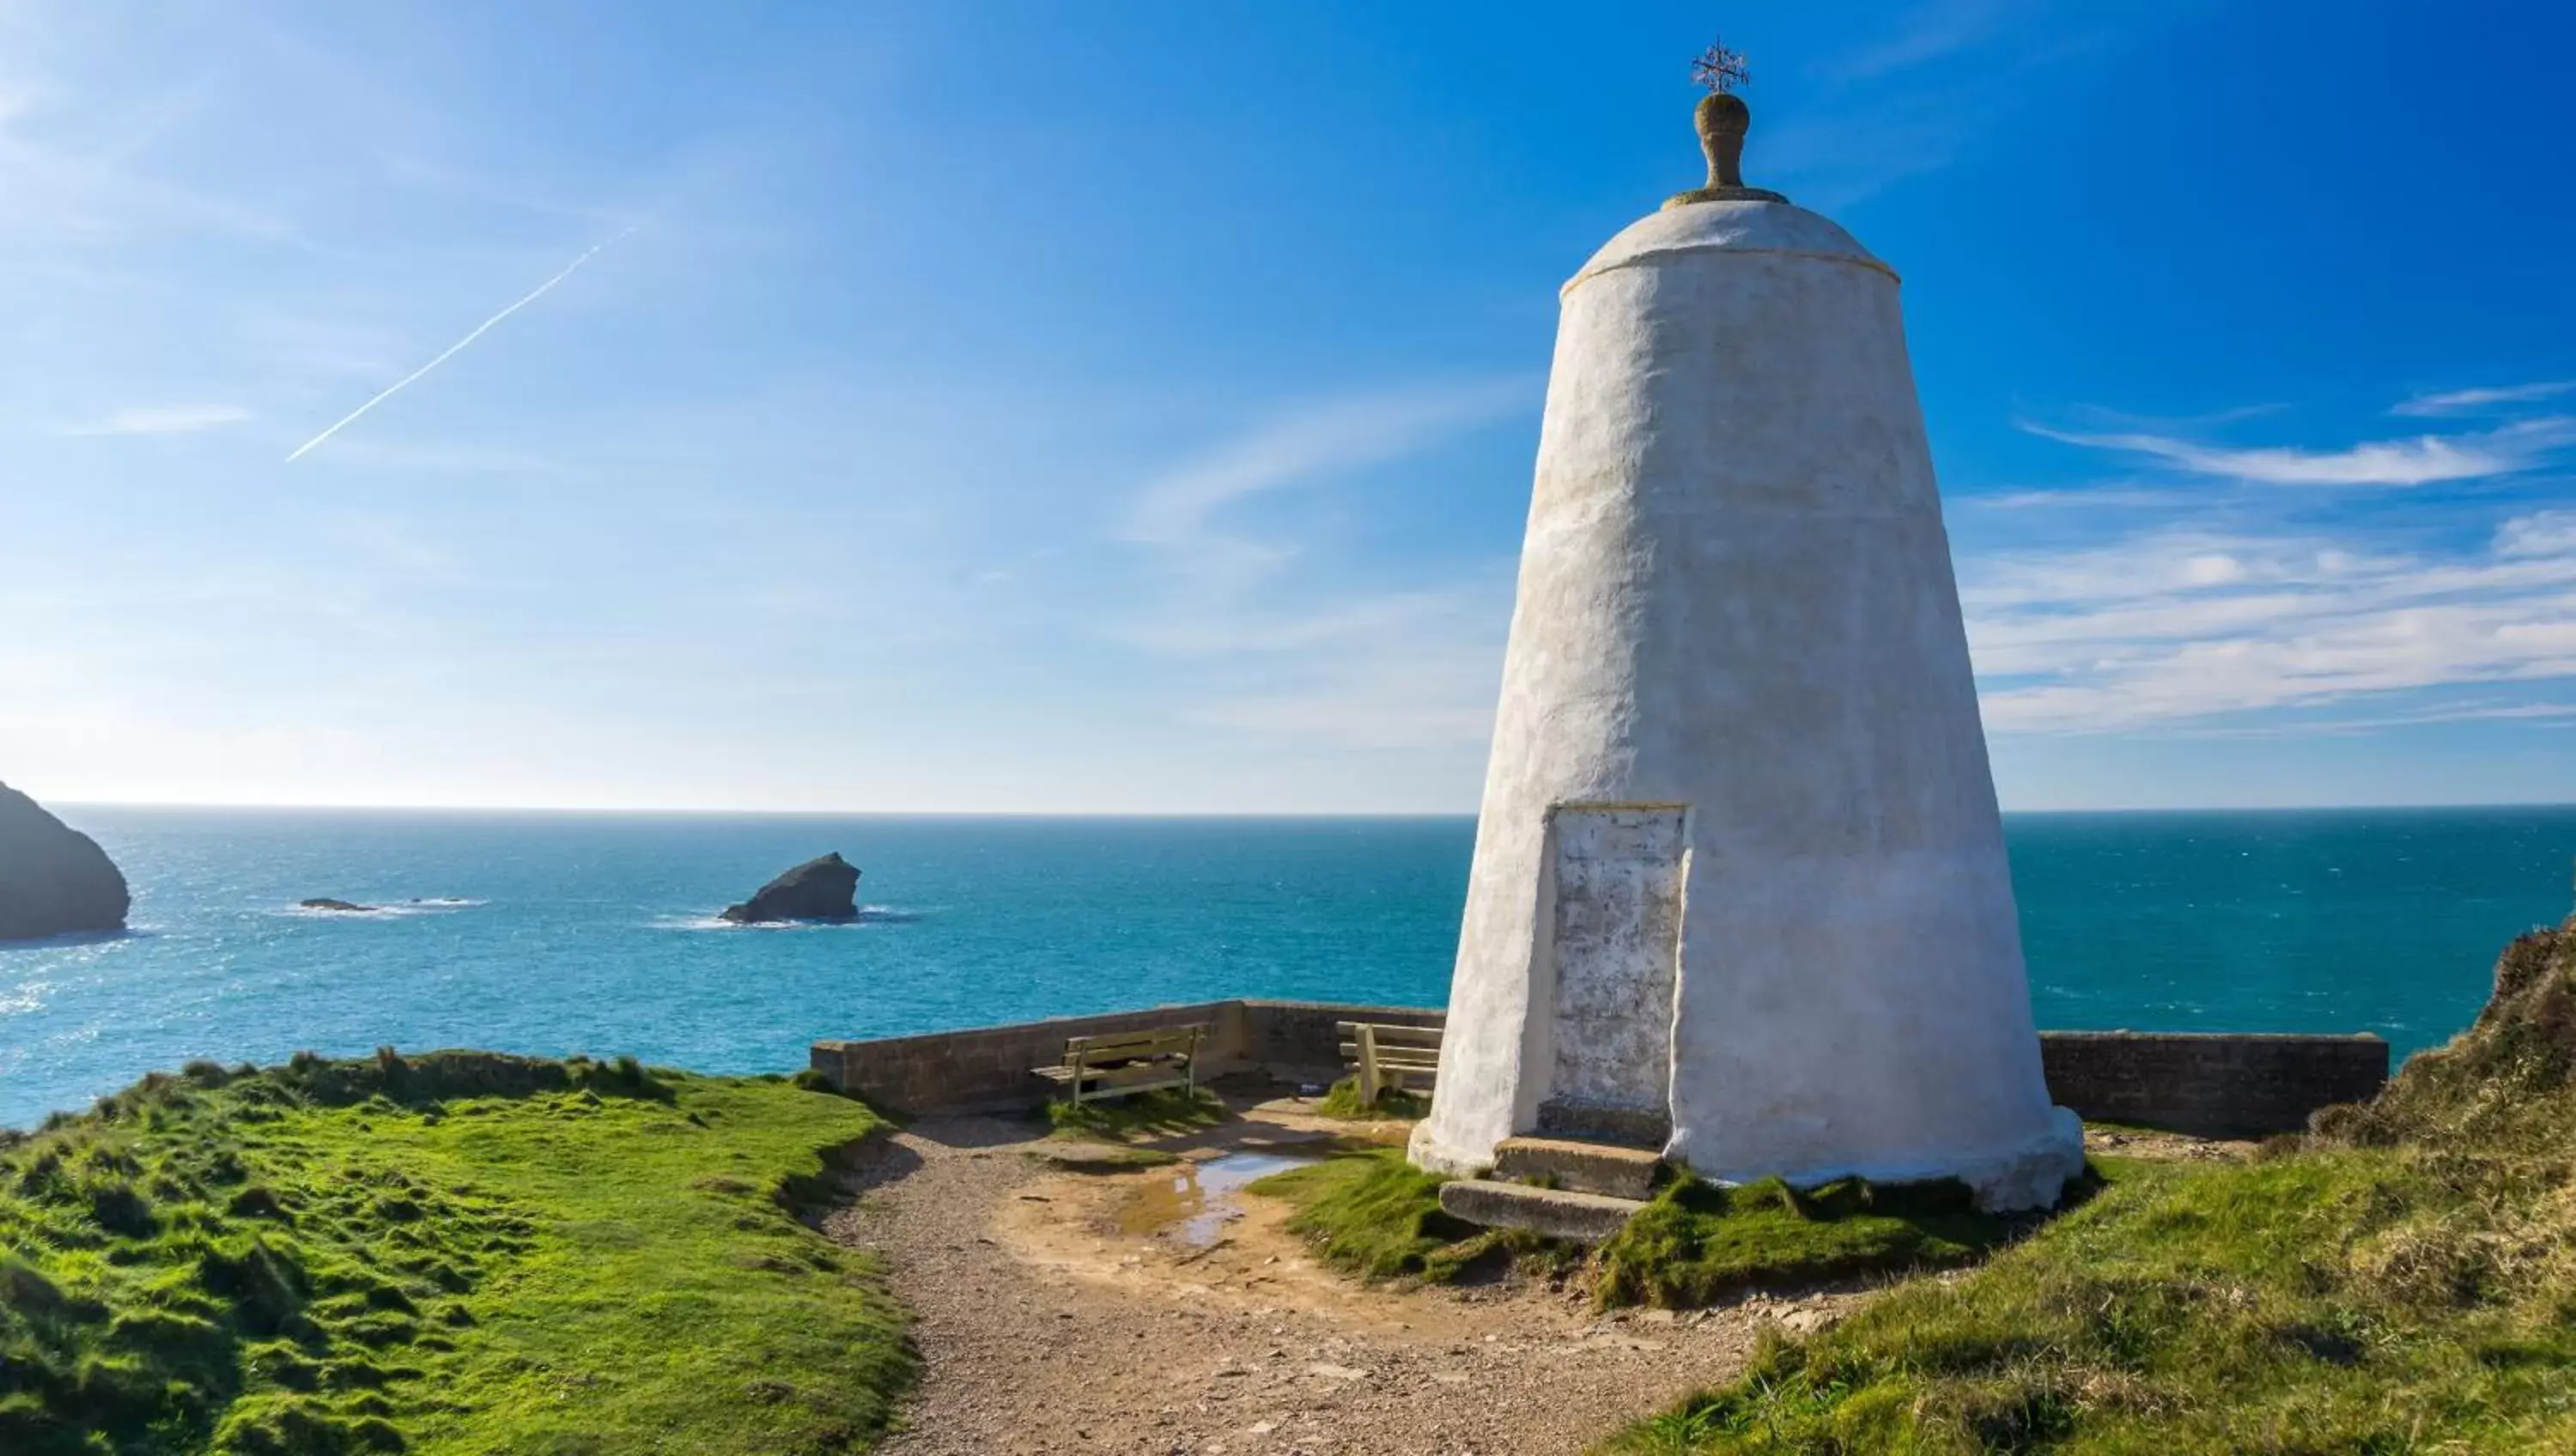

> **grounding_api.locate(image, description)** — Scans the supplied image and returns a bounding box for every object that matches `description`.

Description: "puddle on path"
[1116,1150,1318,1247]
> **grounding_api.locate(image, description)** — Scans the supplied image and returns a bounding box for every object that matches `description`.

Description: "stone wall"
[2038,1030,2390,1136]
[1239,1000,1448,1086]
[814,1003,2389,1131]
[811,1000,1248,1116]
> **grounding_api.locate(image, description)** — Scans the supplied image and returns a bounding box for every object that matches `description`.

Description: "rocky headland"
[0,781,130,942]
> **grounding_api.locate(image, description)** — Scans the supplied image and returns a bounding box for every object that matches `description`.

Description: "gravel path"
[823,1108,1838,1456]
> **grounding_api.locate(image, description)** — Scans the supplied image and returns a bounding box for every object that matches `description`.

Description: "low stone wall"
[1240,1000,1448,1086]
[2038,1030,2389,1136]
[815,1004,2389,1131]
[811,1000,1249,1116]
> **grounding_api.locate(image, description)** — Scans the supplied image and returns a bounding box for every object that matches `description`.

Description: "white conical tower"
[1409,79,2081,1211]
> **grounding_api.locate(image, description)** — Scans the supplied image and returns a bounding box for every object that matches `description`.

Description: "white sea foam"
[278,897,485,919]
[653,906,919,931]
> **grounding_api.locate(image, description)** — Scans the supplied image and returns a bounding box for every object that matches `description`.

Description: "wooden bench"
[1031,1024,1206,1107]
[1336,1021,1443,1108]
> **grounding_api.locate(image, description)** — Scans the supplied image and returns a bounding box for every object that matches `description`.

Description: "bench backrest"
[1334,1021,1442,1045]
[1062,1025,1203,1064]
[1336,1022,1443,1064]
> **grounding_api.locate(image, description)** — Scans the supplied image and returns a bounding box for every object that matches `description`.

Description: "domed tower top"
[1567,39,1891,295]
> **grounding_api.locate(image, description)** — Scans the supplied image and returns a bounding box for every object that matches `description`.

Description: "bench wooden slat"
[1340,1042,1443,1064]
[1063,1029,1200,1056]
[1334,1022,1443,1044]
[1033,1022,1208,1107]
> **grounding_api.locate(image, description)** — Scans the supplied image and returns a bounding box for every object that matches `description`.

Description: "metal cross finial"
[1692,38,1752,95]
[1663,33,1786,208]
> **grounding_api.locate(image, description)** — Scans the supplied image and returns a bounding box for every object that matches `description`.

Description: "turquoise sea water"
[4,806,2573,1128]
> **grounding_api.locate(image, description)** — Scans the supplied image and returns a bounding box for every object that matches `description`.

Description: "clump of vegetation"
[1255,1145,2045,1303]
[1311,1077,1429,1120]
[1248,1148,1516,1282]
[1604,911,2576,1453]
[1042,1088,1228,1142]
[1598,1173,2060,1310]
[0,1050,912,1455]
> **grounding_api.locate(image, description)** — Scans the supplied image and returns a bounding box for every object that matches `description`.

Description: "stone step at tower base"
[1492,1136,1666,1200]
[1437,1180,1644,1244]
[1534,1097,1671,1150]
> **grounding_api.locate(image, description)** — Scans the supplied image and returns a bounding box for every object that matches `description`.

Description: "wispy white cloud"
[1816,0,2039,82]
[1962,511,2576,732]
[2496,510,2576,559]
[63,403,250,435]
[0,46,298,247]
[1768,0,2143,209]
[2392,379,2576,417]
[2146,700,2576,740]
[1965,485,2193,511]
[1113,382,1529,750]
[1119,378,1530,545]
[2023,417,2576,487]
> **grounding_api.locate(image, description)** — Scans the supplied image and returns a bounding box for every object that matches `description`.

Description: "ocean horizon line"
[44,798,2576,820]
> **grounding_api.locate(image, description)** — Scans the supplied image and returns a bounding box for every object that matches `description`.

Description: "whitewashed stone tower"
[1410,71,2082,1211]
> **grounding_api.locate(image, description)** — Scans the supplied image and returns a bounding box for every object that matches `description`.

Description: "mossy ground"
[1042,1087,1228,1142]
[0,1050,913,1455]
[1604,913,2576,1453]
[1247,1148,1551,1283]
[1252,1147,2053,1304]
[1310,1078,1429,1120]
[1598,1173,2063,1310]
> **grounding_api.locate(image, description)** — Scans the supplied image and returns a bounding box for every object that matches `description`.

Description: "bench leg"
[1358,1025,1381,1108]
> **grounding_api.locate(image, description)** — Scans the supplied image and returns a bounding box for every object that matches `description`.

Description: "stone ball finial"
[1665,56,1787,209]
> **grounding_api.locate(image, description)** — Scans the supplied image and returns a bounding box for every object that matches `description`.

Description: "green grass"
[1601,913,2576,1453]
[1310,1078,1429,1120]
[1247,1147,1540,1283]
[0,1049,913,1456]
[1598,1173,2063,1310]
[1250,1146,2050,1305]
[1042,1087,1228,1142]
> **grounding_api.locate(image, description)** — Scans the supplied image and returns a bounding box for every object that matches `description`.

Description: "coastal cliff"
[0,783,128,942]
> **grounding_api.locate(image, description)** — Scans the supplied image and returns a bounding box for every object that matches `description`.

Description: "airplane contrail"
[285,227,635,463]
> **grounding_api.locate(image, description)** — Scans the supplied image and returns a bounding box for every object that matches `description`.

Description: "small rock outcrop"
[720,852,860,924]
[2316,904,2576,1147]
[0,781,131,942]
[300,898,381,913]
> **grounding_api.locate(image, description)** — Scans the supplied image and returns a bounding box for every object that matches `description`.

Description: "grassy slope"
[1605,913,2576,1454]
[0,1052,912,1456]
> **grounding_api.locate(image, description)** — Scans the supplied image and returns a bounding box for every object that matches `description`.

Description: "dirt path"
[823,1101,1841,1456]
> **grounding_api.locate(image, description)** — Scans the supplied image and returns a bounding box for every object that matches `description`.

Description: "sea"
[4,806,2573,1129]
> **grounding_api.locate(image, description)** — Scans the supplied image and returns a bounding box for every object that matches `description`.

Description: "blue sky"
[2,0,2571,813]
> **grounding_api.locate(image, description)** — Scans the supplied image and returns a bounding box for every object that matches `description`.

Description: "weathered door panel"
[1543,804,1686,1133]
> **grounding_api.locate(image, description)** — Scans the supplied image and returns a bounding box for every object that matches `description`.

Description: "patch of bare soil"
[825,1098,1850,1456]
[2084,1124,2259,1162]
